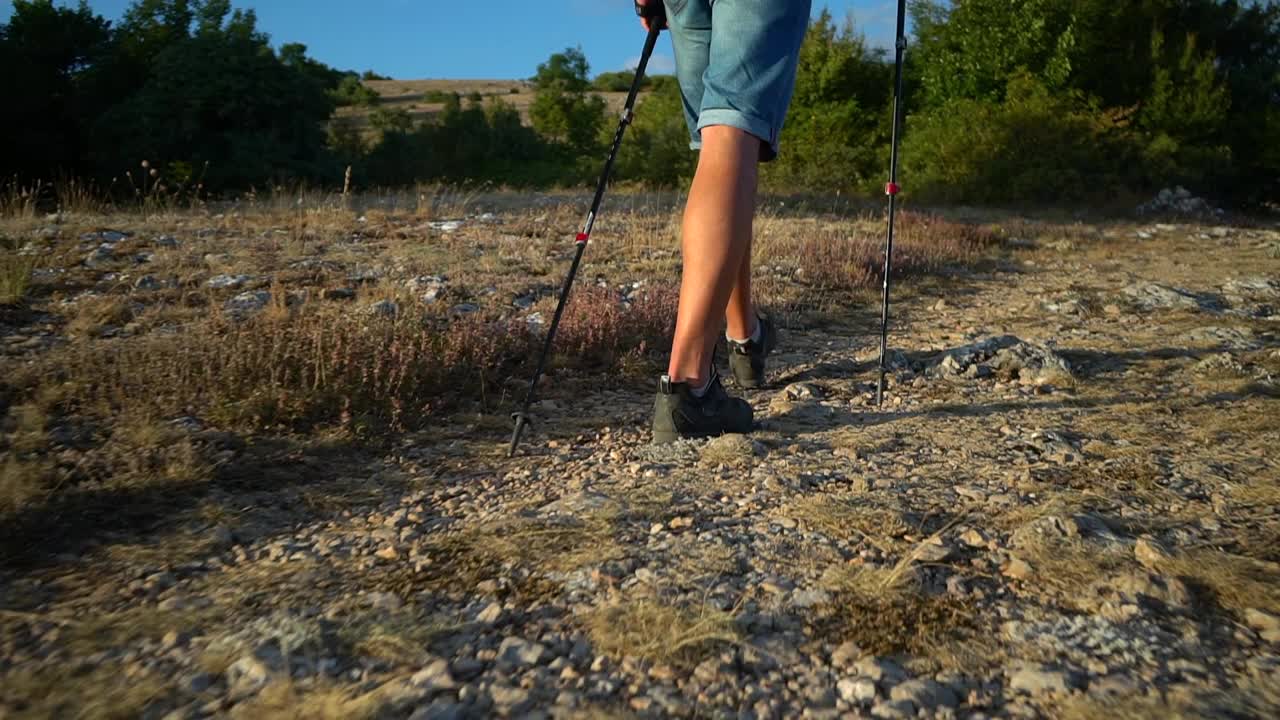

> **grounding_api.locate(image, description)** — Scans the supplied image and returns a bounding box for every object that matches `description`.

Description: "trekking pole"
[509,4,666,457]
[876,0,908,407]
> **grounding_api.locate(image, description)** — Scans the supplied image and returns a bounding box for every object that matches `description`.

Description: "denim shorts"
[664,0,812,162]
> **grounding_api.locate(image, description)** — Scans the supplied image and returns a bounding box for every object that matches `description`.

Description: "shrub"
[614,81,697,186]
[762,211,1001,293]
[901,74,1135,204]
[0,238,37,306]
[331,75,380,107]
[423,90,456,103]
[15,284,679,434]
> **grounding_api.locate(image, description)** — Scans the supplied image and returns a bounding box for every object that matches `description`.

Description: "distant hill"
[335,78,635,133]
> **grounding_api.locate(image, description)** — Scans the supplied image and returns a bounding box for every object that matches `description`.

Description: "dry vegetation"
[1,191,1277,718]
[0,190,989,518]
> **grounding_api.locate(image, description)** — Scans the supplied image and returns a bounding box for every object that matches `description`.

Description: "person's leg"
[724,237,756,343]
[667,125,759,386]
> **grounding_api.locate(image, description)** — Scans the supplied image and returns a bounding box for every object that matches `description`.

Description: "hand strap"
[635,0,668,30]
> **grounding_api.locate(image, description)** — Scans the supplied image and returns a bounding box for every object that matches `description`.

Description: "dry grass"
[228,681,381,720]
[11,283,677,437]
[774,494,918,552]
[0,196,1008,522]
[586,599,742,669]
[337,607,458,666]
[815,558,984,666]
[812,530,989,669]
[1,664,173,720]
[375,510,623,599]
[754,211,1001,295]
[66,296,135,338]
[0,456,50,513]
[1159,549,1280,616]
[1,238,38,305]
[1010,538,1134,607]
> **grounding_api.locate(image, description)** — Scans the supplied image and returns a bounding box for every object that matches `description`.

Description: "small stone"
[1244,609,1280,642]
[188,673,214,693]
[915,540,954,563]
[84,245,114,268]
[321,287,356,301]
[1003,557,1034,580]
[831,641,861,668]
[366,300,399,318]
[477,602,503,625]
[410,658,457,693]
[497,636,548,666]
[133,274,162,291]
[790,588,831,609]
[1009,665,1076,695]
[226,657,270,700]
[206,273,250,289]
[1133,536,1171,569]
[224,291,270,316]
[838,677,878,704]
[408,701,465,720]
[669,516,694,530]
[784,382,823,400]
[375,545,399,560]
[488,685,531,713]
[889,679,958,709]
[854,657,907,685]
[871,699,916,719]
[959,529,988,548]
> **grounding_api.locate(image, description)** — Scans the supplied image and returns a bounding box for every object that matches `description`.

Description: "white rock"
[837,677,878,704]
[497,636,547,666]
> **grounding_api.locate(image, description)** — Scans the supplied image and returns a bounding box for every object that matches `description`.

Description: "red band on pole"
[885,182,901,196]
[575,233,589,245]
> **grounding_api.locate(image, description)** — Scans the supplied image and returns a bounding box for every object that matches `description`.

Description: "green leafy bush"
[902,74,1135,204]
[331,74,380,107]
[614,81,696,187]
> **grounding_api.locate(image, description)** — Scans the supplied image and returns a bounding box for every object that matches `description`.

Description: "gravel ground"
[2,210,1278,719]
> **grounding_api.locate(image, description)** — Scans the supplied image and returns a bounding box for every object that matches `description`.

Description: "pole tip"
[508,412,529,457]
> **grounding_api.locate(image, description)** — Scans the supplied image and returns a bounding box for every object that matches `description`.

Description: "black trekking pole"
[509,3,666,456]
[876,0,908,407]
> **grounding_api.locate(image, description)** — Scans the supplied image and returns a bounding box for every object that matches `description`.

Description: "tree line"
[2,0,1277,207]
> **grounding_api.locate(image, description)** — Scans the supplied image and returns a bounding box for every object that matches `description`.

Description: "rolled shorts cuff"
[690,108,780,162]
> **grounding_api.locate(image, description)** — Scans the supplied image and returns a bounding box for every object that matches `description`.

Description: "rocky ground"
[1,198,1278,719]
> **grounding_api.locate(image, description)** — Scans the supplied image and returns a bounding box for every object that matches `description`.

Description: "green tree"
[614,80,696,186]
[332,74,381,107]
[910,0,1077,108]
[530,47,607,156]
[902,73,1135,204]
[92,1,336,189]
[0,0,113,179]
[764,11,891,191]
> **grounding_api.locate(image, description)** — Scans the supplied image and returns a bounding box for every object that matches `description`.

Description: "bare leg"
[724,231,756,342]
[667,125,759,384]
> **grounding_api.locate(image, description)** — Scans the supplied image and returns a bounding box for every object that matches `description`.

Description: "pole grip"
[634,0,668,30]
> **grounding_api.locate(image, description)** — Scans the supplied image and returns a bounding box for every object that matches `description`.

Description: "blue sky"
[2,0,900,79]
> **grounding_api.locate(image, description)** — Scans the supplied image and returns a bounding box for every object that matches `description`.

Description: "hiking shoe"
[651,371,753,444]
[728,313,777,389]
